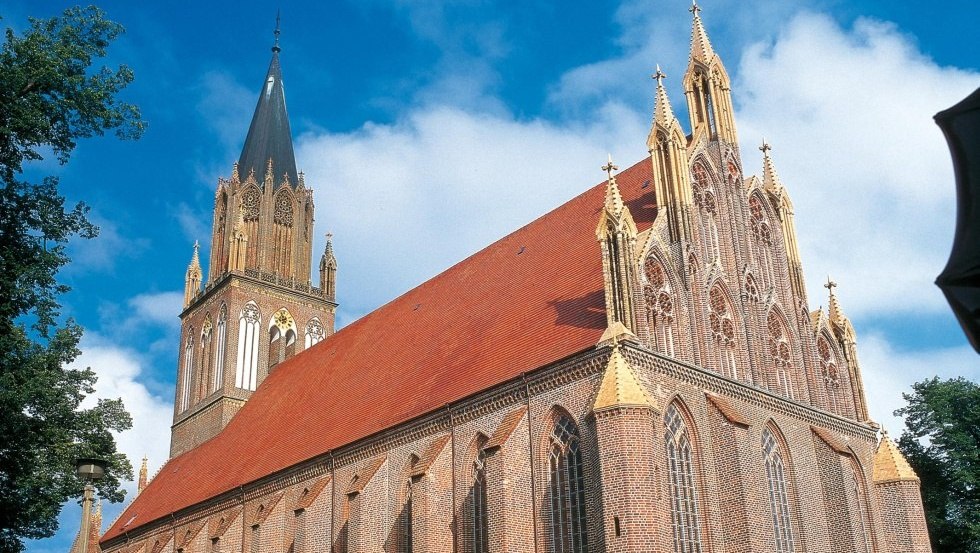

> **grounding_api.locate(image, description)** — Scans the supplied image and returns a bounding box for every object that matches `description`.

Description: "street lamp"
[75,458,107,553]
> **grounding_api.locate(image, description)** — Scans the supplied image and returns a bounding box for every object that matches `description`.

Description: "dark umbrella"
[935,87,980,353]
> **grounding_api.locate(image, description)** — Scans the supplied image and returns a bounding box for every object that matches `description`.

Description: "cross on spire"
[690,0,702,17]
[602,153,619,181]
[824,276,837,295]
[653,64,667,84]
[272,10,282,53]
[760,138,772,155]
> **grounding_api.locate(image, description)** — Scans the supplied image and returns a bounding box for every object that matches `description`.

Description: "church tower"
[171,20,338,458]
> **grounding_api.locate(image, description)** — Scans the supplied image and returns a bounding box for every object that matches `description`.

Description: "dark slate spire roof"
[237,24,298,190]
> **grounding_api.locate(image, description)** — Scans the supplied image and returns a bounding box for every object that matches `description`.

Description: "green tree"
[896,376,980,553]
[0,6,145,551]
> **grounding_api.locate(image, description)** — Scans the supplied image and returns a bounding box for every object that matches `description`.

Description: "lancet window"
[548,414,588,553]
[749,195,775,287]
[213,304,227,392]
[198,318,214,402]
[692,163,720,261]
[305,317,325,348]
[766,311,795,398]
[644,258,676,356]
[817,336,842,415]
[744,273,760,303]
[240,186,261,268]
[849,461,873,553]
[708,285,738,379]
[726,159,740,187]
[180,331,194,412]
[236,302,260,391]
[272,189,294,275]
[763,428,796,553]
[664,403,704,553]
[472,437,489,553]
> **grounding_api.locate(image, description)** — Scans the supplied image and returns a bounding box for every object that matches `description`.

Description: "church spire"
[183,241,202,308]
[648,67,694,243]
[238,14,298,190]
[597,155,640,341]
[760,139,784,194]
[137,455,149,495]
[688,1,716,65]
[320,233,338,301]
[682,2,738,144]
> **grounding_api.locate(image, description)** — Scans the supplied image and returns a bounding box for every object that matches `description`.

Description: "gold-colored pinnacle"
[593,343,653,411]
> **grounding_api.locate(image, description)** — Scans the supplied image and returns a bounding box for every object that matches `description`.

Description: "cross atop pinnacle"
[602,153,619,181]
[689,0,702,16]
[272,10,281,53]
[824,276,838,295]
[653,64,667,84]
[760,139,772,156]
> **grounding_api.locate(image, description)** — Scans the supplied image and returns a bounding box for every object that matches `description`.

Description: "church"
[98,5,932,553]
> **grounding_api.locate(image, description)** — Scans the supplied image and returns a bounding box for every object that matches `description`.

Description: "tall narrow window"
[240,186,261,269]
[273,190,294,275]
[305,317,326,348]
[199,318,214,402]
[692,163,720,261]
[213,304,227,392]
[708,286,738,380]
[236,302,260,390]
[817,336,842,415]
[644,258,676,356]
[180,332,194,412]
[664,403,704,553]
[763,428,796,553]
[401,480,414,553]
[849,462,873,553]
[749,195,775,287]
[472,445,489,553]
[766,311,795,398]
[548,414,588,553]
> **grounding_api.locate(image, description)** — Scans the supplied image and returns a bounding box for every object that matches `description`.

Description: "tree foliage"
[0,6,145,551]
[896,376,980,553]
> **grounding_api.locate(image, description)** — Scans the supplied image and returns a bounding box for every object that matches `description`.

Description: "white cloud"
[859,332,978,434]
[66,215,149,274]
[126,291,184,328]
[733,13,979,316]
[72,334,173,528]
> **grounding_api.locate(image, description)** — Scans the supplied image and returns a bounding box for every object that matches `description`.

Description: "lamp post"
[75,458,107,553]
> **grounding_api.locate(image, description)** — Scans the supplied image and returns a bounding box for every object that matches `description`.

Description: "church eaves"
[237,21,299,190]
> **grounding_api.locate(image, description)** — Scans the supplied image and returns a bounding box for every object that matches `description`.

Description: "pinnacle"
[689,2,717,64]
[760,139,784,193]
[601,154,626,218]
[825,276,847,328]
[652,65,677,129]
[593,345,653,411]
[873,431,919,483]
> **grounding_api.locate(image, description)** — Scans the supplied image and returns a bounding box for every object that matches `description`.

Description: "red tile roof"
[103,156,657,542]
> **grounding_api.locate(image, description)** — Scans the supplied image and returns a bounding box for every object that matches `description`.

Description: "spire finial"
[653,64,667,84]
[272,10,282,53]
[824,276,838,296]
[690,0,702,17]
[602,153,619,182]
[760,138,772,156]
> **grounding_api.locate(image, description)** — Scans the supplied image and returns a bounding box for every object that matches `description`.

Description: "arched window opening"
[305,317,326,348]
[548,414,588,553]
[817,336,842,414]
[849,461,873,553]
[180,332,194,412]
[236,302,260,390]
[664,403,704,553]
[273,190,294,275]
[269,308,296,368]
[644,258,676,356]
[766,312,795,399]
[692,164,717,215]
[198,318,214,403]
[472,438,489,553]
[749,195,775,287]
[726,159,740,187]
[763,428,796,553]
[744,273,760,303]
[213,304,227,392]
[240,186,261,269]
[708,286,738,380]
[215,191,229,274]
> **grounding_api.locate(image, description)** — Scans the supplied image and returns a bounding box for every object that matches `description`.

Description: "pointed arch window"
[762,428,796,553]
[180,331,194,412]
[708,286,738,380]
[664,403,704,553]
[305,317,325,349]
[236,302,260,390]
[199,318,214,402]
[766,311,795,399]
[849,461,873,553]
[726,159,740,187]
[644,258,676,356]
[749,195,775,287]
[817,336,842,414]
[692,163,720,261]
[269,308,296,366]
[744,273,760,303]
[272,189,294,275]
[548,414,588,553]
[470,443,489,553]
[213,304,227,392]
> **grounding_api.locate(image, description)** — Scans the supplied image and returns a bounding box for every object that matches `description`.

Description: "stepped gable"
[103,156,657,541]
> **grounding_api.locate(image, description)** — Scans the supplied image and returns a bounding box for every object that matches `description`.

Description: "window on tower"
[236,302,261,391]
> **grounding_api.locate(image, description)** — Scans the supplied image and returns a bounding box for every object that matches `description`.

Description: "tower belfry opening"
[170,18,338,458]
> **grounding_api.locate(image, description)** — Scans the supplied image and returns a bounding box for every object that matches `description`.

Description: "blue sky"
[9,0,978,550]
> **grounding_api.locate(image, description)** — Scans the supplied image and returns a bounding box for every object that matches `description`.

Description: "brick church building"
[99,5,931,553]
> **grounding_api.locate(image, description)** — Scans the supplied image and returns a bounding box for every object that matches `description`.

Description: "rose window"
[241,188,260,221]
[274,192,293,226]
